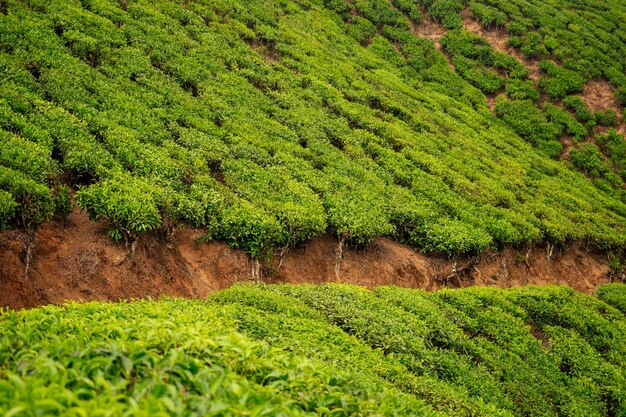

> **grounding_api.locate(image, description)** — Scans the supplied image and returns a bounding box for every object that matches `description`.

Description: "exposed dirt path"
[0,209,617,310]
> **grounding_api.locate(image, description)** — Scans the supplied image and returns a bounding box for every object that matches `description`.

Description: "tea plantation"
[1,283,626,416]
[1,0,626,262]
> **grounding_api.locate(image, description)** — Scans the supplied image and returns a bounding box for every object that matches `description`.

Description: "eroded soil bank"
[0,209,619,310]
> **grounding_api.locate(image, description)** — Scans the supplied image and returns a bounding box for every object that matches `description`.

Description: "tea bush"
[569,143,624,196]
[441,29,530,93]
[76,174,163,241]
[562,96,595,124]
[596,284,626,313]
[427,0,464,29]
[469,2,506,29]
[505,79,540,101]
[0,0,625,259]
[465,0,626,126]
[539,61,585,99]
[2,283,626,416]
[494,98,561,147]
[0,189,17,229]
[0,166,54,230]
[597,130,626,180]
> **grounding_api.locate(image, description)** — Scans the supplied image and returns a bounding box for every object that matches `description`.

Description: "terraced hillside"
[1,0,626,272]
[2,284,626,416]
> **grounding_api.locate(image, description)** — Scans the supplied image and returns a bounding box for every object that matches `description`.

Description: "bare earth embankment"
[0,209,614,310]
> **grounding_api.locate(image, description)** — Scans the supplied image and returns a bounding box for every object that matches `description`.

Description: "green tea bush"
[352,0,405,29]
[0,189,17,229]
[392,0,423,23]
[222,158,326,247]
[421,217,493,254]
[543,103,588,141]
[539,61,585,99]
[492,53,528,79]
[387,194,438,246]
[506,35,523,49]
[0,166,54,230]
[76,175,163,242]
[505,79,540,101]
[451,55,504,94]
[427,0,464,29]
[0,130,56,183]
[2,284,626,416]
[595,109,618,128]
[596,129,626,180]
[324,186,394,246]
[441,30,529,96]
[213,285,464,415]
[207,196,285,259]
[391,32,445,72]
[570,143,614,182]
[562,96,595,124]
[507,22,527,37]
[34,104,117,180]
[595,284,626,313]
[441,30,493,64]
[494,98,560,145]
[441,31,510,94]
[345,16,377,45]
[0,295,437,417]
[469,2,506,29]
[0,0,624,257]
[276,284,626,416]
[536,140,563,160]
[367,35,407,68]
[520,33,547,59]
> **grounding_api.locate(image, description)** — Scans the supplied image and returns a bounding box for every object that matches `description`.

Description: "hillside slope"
[1,0,626,265]
[2,284,626,416]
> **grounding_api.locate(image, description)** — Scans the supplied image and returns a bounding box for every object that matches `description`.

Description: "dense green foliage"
[597,130,626,181]
[473,0,626,86]
[1,283,626,416]
[0,0,625,257]
[430,0,626,191]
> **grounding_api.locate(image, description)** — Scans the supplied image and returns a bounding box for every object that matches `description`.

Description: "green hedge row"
[0,0,625,258]
[2,284,626,416]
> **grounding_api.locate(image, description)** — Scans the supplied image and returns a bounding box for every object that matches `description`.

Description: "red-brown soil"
[560,135,574,159]
[583,79,618,114]
[581,79,625,135]
[0,209,618,310]
[410,16,447,50]
[485,93,506,112]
